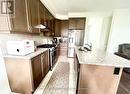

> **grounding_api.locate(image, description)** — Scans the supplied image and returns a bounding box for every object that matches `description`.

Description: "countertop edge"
[4,48,48,59]
[75,47,130,68]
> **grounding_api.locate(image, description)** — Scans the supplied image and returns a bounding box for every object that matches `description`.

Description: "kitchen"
[0,0,130,94]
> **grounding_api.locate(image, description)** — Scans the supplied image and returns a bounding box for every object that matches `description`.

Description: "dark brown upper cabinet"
[27,0,40,33]
[9,0,29,33]
[54,20,69,37]
[9,0,40,33]
[39,1,46,32]
[39,1,55,36]
[61,20,69,37]
[54,19,61,37]
[69,18,86,30]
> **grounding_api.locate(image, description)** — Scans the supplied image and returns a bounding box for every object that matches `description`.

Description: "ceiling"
[41,0,130,17]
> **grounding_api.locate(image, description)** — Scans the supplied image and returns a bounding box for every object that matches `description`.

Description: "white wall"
[99,17,112,50]
[84,15,112,50]
[86,17,103,49]
[107,9,130,53]
[0,42,11,94]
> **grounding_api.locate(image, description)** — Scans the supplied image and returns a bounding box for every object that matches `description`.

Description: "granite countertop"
[75,47,130,68]
[4,48,48,59]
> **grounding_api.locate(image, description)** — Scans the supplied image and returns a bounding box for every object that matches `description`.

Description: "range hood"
[34,24,50,31]
[34,24,46,29]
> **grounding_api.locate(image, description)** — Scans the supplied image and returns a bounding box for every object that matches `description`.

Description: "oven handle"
[49,50,53,70]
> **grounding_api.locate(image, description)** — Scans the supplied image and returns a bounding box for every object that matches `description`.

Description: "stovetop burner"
[37,44,56,48]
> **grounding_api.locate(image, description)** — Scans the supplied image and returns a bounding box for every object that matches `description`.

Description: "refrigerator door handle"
[72,38,73,43]
[69,38,73,43]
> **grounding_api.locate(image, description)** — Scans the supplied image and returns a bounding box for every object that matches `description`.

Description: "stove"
[37,44,57,70]
[37,44,56,48]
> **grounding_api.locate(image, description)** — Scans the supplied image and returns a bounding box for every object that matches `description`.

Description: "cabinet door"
[60,43,68,56]
[10,0,29,32]
[49,14,55,36]
[78,65,122,94]
[31,55,43,90]
[41,53,46,78]
[28,0,40,33]
[69,18,86,30]
[44,50,49,75]
[69,18,76,30]
[61,20,69,37]
[76,18,85,30]
[41,50,49,77]
[55,19,61,37]
[44,9,49,28]
[39,1,46,32]
[39,1,44,24]
[55,45,60,62]
[51,19,55,36]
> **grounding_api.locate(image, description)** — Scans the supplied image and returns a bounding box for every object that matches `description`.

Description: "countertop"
[4,48,48,59]
[75,47,130,68]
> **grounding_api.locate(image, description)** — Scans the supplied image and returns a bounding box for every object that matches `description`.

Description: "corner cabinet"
[4,50,50,94]
[9,0,40,33]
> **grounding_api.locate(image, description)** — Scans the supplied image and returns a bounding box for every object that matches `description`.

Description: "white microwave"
[6,40,35,56]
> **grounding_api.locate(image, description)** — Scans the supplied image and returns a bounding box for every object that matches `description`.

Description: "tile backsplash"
[0,33,52,55]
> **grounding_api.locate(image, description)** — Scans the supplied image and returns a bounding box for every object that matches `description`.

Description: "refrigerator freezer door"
[68,31,75,47]
[68,48,75,57]
[68,38,75,47]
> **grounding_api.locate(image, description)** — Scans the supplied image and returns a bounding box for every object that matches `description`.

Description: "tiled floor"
[34,56,76,94]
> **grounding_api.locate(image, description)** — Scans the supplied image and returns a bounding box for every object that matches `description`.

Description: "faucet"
[84,43,92,51]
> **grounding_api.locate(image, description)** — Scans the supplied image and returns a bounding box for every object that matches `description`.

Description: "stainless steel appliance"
[68,30,85,57]
[37,44,56,70]
[68,31,75,57]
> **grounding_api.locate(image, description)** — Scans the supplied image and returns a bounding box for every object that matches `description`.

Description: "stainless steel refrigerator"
[68,30,85,57]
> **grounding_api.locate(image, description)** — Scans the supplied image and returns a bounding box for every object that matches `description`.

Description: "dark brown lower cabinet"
[59,43,67,56]
[41,50,49,76]
[32,50,49,91]
[75,56,123,94]
[31,54,43,90]
[55,44,60,62]
[5,50,50,94]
